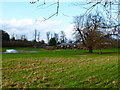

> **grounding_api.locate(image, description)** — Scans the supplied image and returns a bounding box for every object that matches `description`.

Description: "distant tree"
[54,33,59,43]
[50,33,53,39]
[60,31,67,43]
[49,37,57,46]
[57,41,61,44]
[37,32,40,42]
[11,37,15,41]
[68,39,73,43]
[0,30,10,41]
[34,29,37,42]
[41,40,45,44]
[11,34,15,41]
[20,35,27,41]
[46,31,50,44]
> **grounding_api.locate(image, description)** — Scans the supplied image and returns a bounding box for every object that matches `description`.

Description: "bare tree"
[54,33,59,43]
[20,35,27,41]
[34,29,37,42]
[73,12,115,53]
[11,34,15,41]
[46,31,50,44]
[50,33,53,39]
[37,32,40,42]
[60,31,67,43]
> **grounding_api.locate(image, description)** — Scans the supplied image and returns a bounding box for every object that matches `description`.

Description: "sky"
[0,1,88,42]
[0,1,118,42]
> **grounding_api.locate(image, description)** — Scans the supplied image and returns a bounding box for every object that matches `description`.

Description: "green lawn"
[1,48,120,88]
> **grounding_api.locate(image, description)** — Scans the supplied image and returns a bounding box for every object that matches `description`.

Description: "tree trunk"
[88,47,93,53]
[99,49,102,54]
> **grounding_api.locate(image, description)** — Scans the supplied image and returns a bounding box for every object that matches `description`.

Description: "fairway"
[2,48,120,88]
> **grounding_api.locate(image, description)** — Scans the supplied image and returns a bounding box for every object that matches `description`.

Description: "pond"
[1,49,39,53]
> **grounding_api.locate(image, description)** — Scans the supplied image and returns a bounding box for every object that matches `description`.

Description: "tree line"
[46,31,68,46]
[0,30,45,48]
[0,29,69,48]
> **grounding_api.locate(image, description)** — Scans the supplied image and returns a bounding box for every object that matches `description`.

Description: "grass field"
[1,48,120,88]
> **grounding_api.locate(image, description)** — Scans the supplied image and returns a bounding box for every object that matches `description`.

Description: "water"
[6,49,18,53]
[1,49,39,53]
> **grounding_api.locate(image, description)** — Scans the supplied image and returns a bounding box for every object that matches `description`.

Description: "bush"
[45,46,56,50]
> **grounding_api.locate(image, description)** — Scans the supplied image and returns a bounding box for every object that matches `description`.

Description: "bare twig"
[56,0,59,16]
[60,12,74,17]
[43,12,58,21]
[37,3,46,7]
[101,4,118,22]
[100,24,120,29]
[83,2,101,16]
[42,0,59,21]
[72,3,89,9]
[31,0,60,21]
[73,2,92,6]
[37,2,57,8]
[30,0,39,4]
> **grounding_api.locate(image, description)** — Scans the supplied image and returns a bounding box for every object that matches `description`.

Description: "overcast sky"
[0,0,118,42]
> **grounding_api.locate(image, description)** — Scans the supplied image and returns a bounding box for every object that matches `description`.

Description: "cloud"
[64,24,75,40]
[0,18,74,42]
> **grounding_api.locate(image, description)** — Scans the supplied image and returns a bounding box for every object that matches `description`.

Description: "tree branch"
[100,24,120,29]
[30,0,59,21]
